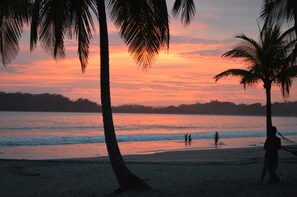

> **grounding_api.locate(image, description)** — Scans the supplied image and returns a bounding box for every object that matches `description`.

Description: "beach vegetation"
[2,92,297,117]
[214,24,297,137]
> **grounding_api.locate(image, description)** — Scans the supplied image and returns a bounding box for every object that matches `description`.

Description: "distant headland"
[0,92,296,117]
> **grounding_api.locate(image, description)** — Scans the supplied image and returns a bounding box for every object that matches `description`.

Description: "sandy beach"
[1,147,296,197]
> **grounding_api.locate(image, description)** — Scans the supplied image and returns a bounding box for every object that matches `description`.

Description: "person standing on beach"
[184,133,188,144]
[188,134,192,144]
[214,132,219,145]
[261,126,281,184]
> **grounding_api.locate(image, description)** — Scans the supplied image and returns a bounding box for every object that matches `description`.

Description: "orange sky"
[1,0,297,106]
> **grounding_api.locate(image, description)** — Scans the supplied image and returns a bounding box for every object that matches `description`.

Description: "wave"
[1,130,296,147]
[0,124,213,132]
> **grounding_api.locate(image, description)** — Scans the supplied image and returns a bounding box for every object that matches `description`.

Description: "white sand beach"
[1,147,296,197]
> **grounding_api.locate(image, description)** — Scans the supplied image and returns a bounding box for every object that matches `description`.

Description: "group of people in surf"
[184,133,192,144]
[184,131,220,145]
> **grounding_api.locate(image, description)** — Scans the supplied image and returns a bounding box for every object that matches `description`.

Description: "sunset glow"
[1,0,296,106]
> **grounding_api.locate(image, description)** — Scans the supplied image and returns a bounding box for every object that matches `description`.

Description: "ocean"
[0,112,296,159]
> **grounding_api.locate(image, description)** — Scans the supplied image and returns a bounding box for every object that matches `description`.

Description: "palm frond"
[71,0,95,72]
[214,69,250,82]
[0,16,22,65]
[236,34,262,52]
[222,43,259,66]
[287,40,297,63]
[30,0,41,51]
[261,0,293,27]
[278,26,295,41]
[0,0,31,65]
[38,0,72,60]
[240,71,262,89]
[222,47,256,64]
[172,0,196,26]
[108,0,170,68]
[32,0,95,72]
[277,66,297,97]
[222,34,262,66]
[279,26,297,64]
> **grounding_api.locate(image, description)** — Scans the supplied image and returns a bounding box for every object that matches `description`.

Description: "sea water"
[0,112,296,159]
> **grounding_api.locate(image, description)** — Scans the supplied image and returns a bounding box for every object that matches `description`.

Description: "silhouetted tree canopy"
[1,92,296,116]
[0,92,101,112]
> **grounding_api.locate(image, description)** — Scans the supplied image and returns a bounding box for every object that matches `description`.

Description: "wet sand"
[1,147,296,197]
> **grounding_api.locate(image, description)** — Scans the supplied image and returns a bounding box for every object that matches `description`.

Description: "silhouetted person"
[188,134,192,144]
[184,133,188,144]
[214,131,219,144]
[261,126,281,184]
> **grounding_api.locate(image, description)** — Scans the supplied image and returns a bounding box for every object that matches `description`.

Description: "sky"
[1,0,297,107]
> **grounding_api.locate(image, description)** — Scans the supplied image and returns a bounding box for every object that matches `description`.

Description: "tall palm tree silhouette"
[215,24,297,137]
[1,0,196,191]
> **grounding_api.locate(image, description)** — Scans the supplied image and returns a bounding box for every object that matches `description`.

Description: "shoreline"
[1,147,296,196]
[1,146,294,163]
[2,135,297,160]
[0,137,269,160]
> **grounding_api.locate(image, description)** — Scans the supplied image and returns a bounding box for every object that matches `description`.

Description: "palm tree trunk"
[97,0,150,192]
[265,84,272,137]
[264,84,279,183]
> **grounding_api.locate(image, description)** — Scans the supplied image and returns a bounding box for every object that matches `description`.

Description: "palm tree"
[214,24,297,137]
[0,0,31,65]
[1,0,196,192]
[261,0,297,36]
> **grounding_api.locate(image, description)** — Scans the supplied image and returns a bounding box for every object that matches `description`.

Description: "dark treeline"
[113,101,297,117]
[1,92,297,116]
[0,92,101,112]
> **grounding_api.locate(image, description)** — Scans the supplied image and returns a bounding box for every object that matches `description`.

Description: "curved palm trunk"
[97,0,150,191]
[265,85,272,137]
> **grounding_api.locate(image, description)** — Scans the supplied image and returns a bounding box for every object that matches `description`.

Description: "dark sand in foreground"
[1,147,296,197]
